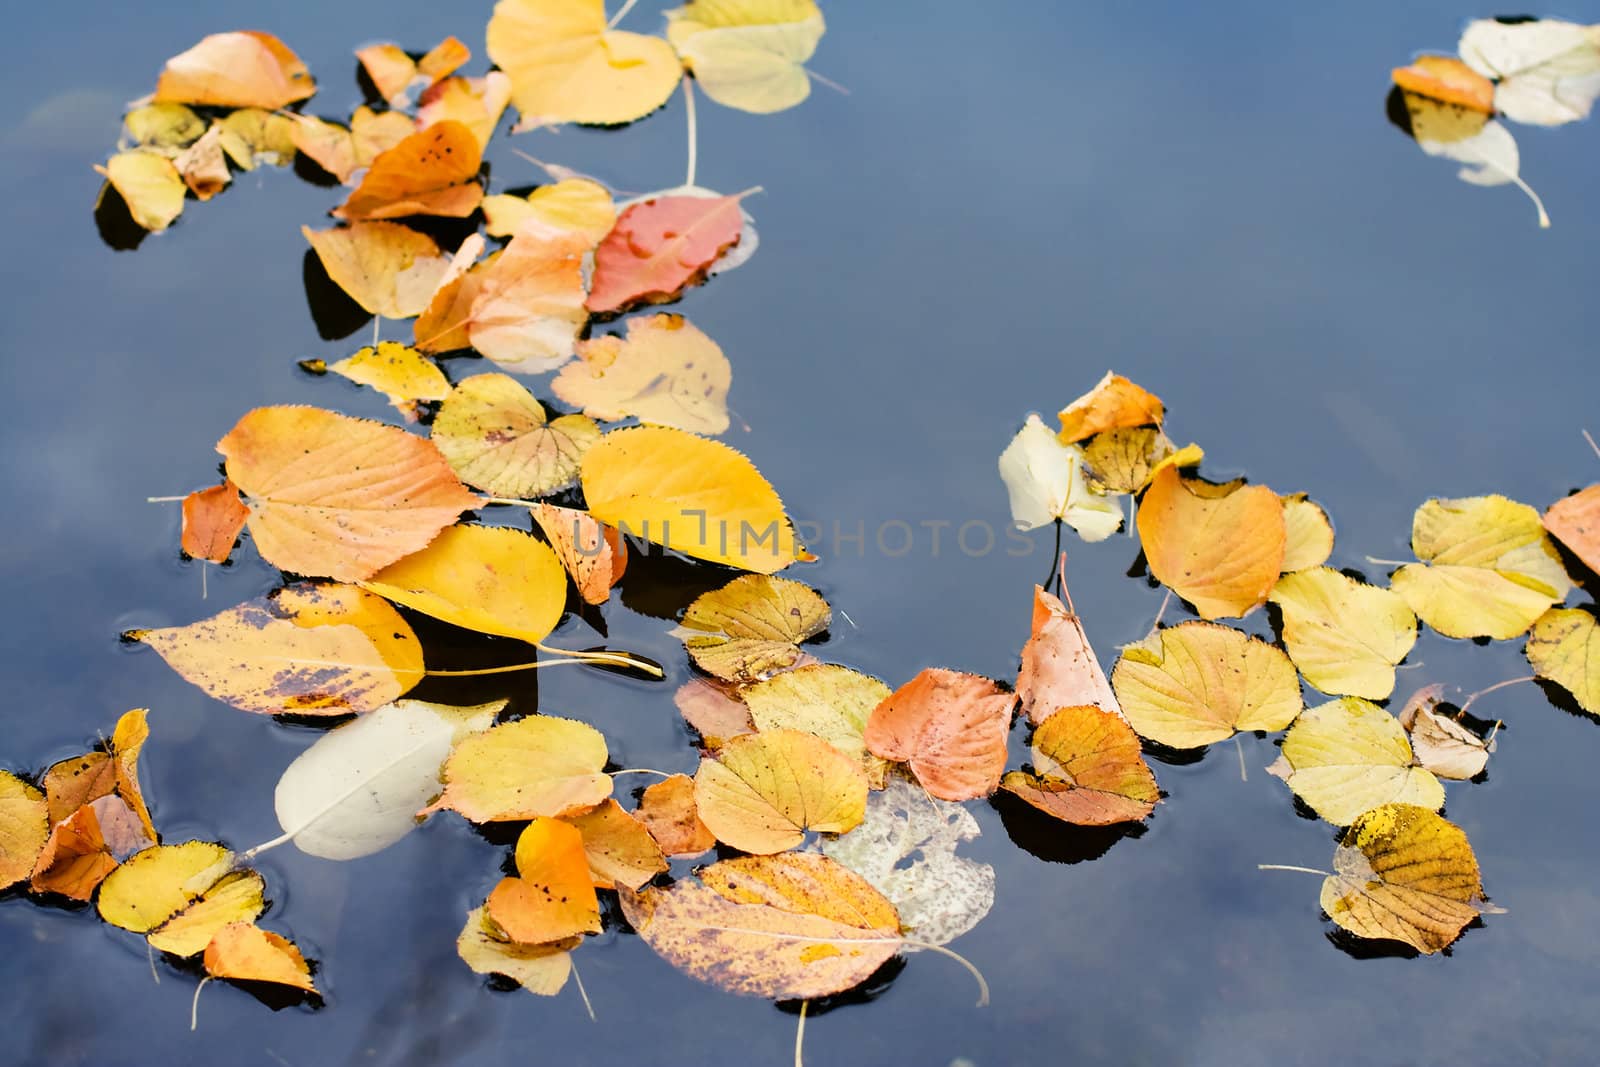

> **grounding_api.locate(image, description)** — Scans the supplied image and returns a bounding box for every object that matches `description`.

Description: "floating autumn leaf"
[334,121,483,221]
[1392,54,1495,112]
[487,0,682,127]
[121,103,206,155]
[127,583,425,716]
[0,772,48,890]
[675,676,756,748]
[864,668,1014,802]
[290,109,416,185]
[412,234,486,353]
[417,74,513,150]
[1459,18,1600,126]
[695,729,867,853]
[822,775,994,947]
[563,799,666,890]
[181,482,248,564]
[1015,584,1120,726]
[1268,567,1418,700]
[1545,484,1600,577]
[455,228,589,372]
[487,818,602,943]
[421,714,610,823]
[1389,495,1572,640]
[1267,698,1443,826]
[270,699,504,860]
[1318,804,1486,954]
[530,503,626,606]
[1397,685,1491,781]
[582,427,803,573]
[1138,466,1286,620]
[633,773,715,857]
[302,221,452,319]
[458,906,574,995]
[1001,705,1159,826]
[743,664,891,786]
[40,753,115,826]
[108,708,157,842]
[356,37,470,107]
[586,191,747,315]
[997,415,1123,540]
[431,373,600,499]
[173,126,230,200]
[95,151,185,232]
[554,314,732,435]
[482,178,616,242]
[1081,426,1203,495]
[1279,494,1334,572]
[216,108,297,170]
[29,796,153,900]
[1057,371,1165,444]
[618,852,901,1000]
[1525,607,1599,715]
[153,31,315,110]
[666,0,826,114]
[203,922,317,993]
[1111,621,1302,749]
[96,840,232,933]
[218,405,479,581]
[322,342,451,421]
[677,574,829,681]
[147,870,266,957]
[362,525,568,646]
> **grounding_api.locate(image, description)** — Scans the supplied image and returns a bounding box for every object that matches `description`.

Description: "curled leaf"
[1057,371,1164,443]
[1397,685,1492,781]
[1016,583,1120,726]
[1001,705,1159,826]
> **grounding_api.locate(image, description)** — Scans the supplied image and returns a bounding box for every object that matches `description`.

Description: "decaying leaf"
[203,922,317,992]
[1268,697,1443,826]
[1526,607,1599,715]
[180,482,249,564]
[147,870,267,957]
[302,222,453,319]
[677,574,830,682]
[1057,371,1164,444]
[173,127,231,200]
[563,799,666,890]
[1268,567,1418,700]
[458,906,574,995]
[1459,18,1600,126]
[675,677,757,749]
[633,773,715,857]
[583,428,803,573]
[1280,494,1335,572]
[29,795,153,900]
[1001,705,1159,825]
[334,121,483,221]
[743,664,891,787]
[96,841,232,934]
[272,699,504,860]
[822,774,994,947]
[694,729,867,853]
[864,668,1014,802]
[431,373,600,499]
[997,415,1123,539]
[218,405,479,581]
[530,503,626,606]
[555,314,732,435]
[618,852,901,999]
[1319,804,1486,954]
[1390,495,1572,640]
[95,151,186,232]
[1138,467,1286,620]
[586,192,746,314]
[153,31,316,110]
[1544,484,1600,578]
[0,772,48,891]
[487,818,601,943]
[482,178,615,242]
[127,583,425,717]
[1397,685,1492,781]
[666,0,826,114]
[122,103,206,155]
[1081,426,1203,495]
[324,342,451,420]
[1111,621,1302,748]
[1016,583,1120,726]
[422,715,610,823]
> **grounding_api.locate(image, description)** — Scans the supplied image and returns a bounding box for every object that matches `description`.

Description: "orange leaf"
[302,221,451,319]
[204,922,317,992]
[1056,371,1165,443]
[355,43,420,105]
[29,796,154,900]
[217,406,478,581]
[153,31,316,110]
[1001,705,1158,826]
[290,108,416,185]
[486,818,602,942]
[864,669,1015,801]
[39,753,115,825]
[1391,55,1495,113]
[1016,584,1121,726]
[633,774,715,858]
[563,799,666,890]
[181,483,248,564]
[1137,466,1286,620]
[530,503,624,605]
[418,74,513,150]
[110,709,158,843]
[464,228,590,372]
[586,193,745,314]
[1545,484,1600,578]
[334,121,483,221]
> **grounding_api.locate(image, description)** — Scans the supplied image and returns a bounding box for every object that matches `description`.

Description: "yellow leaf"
[677,574,830,681]
[487,818,601,942]
[1111,621,1302,748]
[122,103,206,155]
[97,841,232,934]
[110,709,158,843]
[302,221,452,319]
[203,922,316,992]
[0,772,48,891]
[666,0,826,114]
[555,314,732,435]
[325,342,451,420]
[334,121,483,222]
[1268,567,1417,700]
[482,178,616,242]
[743,664,892,787]
[1081,427,1203,495]
[1138,467,1286,620]
[95,151,185,232]
[618,852,900,999]
[1056,371,1165,443]
[1526,607,1600,715]
[1319,803,1486,954]
[457,905,574,995]
[694,729,867,854]
[127,583,424,717]
[422,715,611,823]
[216,108,297,170]
[562,799,666,890]
[1390,495,1572,640]
[147,870,266,957]
[582,427,802,573]
[530,503,626,606]
[1002,704,1159,826]
[417,73,513,150]
[1280,493,1334,572]
[154,32,315,110]
[1268,698,1443,826]
[487,0,682,127]
[432,373,600,499]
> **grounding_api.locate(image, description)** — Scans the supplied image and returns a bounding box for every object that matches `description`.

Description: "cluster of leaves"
[999,371,1600,953]
[1389,15,1600,227]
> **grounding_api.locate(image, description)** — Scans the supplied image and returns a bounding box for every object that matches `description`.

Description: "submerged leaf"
[694,729,867,853]
[865,668,1014,801]
[1138,467,1286,620]
[1268,698,1443,826]
[1001,705,1159,825]
[1269,567,1418,700]
[422,715,610,823]
[677,574,830,681]
[675,677,757,749]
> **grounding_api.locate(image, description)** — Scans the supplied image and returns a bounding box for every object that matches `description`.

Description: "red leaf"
[586,194,743,314]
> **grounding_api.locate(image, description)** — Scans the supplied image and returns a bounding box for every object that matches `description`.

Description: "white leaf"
[821,775,995,948]
[273,699,505,860]
[998,414,1123,539]
[1460,18,1600,126]
[1417,120,1549,228]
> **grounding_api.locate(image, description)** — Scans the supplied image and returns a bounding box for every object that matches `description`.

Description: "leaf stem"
[794,1000,808,1067]
[607,0,640,29]
[683,77,698,188]
[1257,864,1331,877]
[239,829,296,862]
[147,495,184,503]
[612,768,673,779]
[804,68,851,96]
[1459,674,1536,716]
[571,958,596,1021]
[902,939,989,1007]
[1364,556,1412,568]
[1234,734,1248,782]
[190,977,212,1031]
[1583,428,1599,462]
